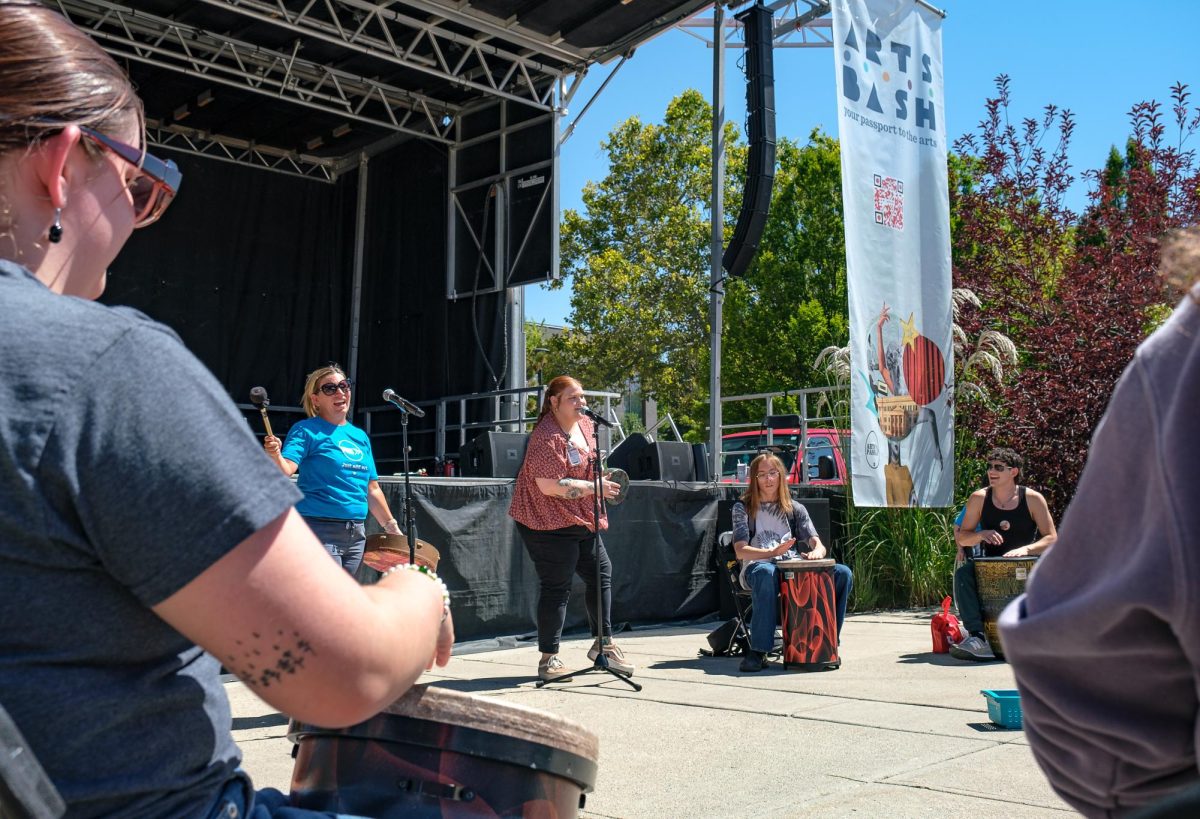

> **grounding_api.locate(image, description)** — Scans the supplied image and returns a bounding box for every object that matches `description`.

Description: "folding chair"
[0,702,65,819]
[703,531,754,657]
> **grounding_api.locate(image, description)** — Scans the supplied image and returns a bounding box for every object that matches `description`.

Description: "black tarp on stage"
[375,478,843,642]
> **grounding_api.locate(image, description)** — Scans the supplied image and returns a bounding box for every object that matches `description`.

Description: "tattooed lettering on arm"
[224,629,317,690]
[558,478,584,499]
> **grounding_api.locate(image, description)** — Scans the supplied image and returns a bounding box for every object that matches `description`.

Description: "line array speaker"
[723,3,776,279]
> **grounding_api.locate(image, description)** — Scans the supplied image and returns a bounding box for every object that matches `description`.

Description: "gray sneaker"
[588,638,636,676]
[538,655,574,683]
[949,634,996,662]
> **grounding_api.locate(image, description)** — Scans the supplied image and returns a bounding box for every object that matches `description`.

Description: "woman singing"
[263,364,403,575]
[509,375,635,682]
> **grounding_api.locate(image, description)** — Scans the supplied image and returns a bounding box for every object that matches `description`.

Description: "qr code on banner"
[873,174,904,230]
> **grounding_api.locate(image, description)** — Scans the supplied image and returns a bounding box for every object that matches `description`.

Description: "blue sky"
[525,0,1199,326]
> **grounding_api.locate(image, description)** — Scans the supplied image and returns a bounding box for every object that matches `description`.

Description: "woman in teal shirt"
[264,364,402,574]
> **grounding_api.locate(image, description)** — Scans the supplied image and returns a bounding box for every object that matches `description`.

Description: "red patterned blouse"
[509,413,608,532]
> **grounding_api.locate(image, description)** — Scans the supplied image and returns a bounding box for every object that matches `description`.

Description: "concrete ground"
[229,610,1073,818]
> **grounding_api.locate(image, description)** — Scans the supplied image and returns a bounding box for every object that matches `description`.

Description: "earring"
[48,208,63,244]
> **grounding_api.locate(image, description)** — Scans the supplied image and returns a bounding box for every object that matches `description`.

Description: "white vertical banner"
[832,0,953,507]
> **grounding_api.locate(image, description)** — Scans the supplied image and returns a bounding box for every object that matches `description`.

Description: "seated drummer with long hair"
[732,452,853,673]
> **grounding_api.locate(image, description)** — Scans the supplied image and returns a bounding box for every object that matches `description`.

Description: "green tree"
[554,90,740,421]
[722,130,849,422]
[556,92,853,432]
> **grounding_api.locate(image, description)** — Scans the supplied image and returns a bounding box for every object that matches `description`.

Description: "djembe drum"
[288,684,599,818]
[776,558,839,670]
[973,556,1038,659]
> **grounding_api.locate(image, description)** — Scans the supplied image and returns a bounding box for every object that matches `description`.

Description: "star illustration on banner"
[900,312,919,348]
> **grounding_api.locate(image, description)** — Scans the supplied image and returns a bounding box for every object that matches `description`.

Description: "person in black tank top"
[978,486,1040,558]
[950,447,1058,660]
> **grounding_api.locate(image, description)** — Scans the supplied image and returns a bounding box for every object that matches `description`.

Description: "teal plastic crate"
[981,689,1022,728]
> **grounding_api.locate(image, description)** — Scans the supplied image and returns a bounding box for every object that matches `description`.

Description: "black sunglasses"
[79,125,182,227]
[316,380,353,396]
[987,462,1011,471]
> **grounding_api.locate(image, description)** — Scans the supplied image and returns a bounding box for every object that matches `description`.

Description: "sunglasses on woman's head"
[317,380,353,396]
[79,126,181,228]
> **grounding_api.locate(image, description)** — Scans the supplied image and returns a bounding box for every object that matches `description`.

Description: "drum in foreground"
[288,683,599,818]
[776,558,839,670]
[973,556,1038,658]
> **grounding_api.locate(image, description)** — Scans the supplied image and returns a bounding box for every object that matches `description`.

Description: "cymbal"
[363,532,441,572]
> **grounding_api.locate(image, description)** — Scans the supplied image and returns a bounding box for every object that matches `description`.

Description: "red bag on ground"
[930,596,965,653]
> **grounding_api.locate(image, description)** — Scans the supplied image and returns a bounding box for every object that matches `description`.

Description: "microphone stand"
[397,407,417,566]
[537,415,641,691]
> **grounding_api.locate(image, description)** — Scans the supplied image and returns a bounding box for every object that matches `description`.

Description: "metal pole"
[347,152,369,384]
[708,5,726,482]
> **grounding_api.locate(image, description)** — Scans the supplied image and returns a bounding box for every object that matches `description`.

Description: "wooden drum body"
[973,556,1038,658]
[288,684,599,818]
[777,558,839,670]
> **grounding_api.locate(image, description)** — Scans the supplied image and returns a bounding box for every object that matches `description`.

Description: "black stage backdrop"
[102,139,508,462]
[374,479,845,641]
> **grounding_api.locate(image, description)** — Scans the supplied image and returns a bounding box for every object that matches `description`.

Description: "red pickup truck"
[720,428,848,486]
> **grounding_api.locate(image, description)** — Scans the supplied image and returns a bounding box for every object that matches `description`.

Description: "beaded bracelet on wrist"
[381,563,451,621]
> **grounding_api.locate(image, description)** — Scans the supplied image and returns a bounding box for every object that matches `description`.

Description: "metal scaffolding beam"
[680,1,834,48]
[201,0,575,111]
[54,0,459,144]
[145,119,340,183]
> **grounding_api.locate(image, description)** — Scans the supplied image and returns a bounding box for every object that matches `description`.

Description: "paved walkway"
[229,610,1073,818]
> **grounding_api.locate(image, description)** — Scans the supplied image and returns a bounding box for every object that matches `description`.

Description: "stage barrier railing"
[359,386,623,473]
[716,386,850,485]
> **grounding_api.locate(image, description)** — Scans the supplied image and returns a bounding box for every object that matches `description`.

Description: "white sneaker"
[538,655,575,682]
[588,638,635,676]
[949,634,996,662]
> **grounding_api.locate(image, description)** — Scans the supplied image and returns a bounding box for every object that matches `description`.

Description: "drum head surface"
[775,558,835,569]
[382,685,599,763]
[363,533,440,571]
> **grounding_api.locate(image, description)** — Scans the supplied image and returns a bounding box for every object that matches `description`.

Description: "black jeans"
[516,523,612,655]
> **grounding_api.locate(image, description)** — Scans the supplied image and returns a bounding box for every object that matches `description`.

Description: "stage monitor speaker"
[691,443,710,483]
[460,431,529,478]
[606,432,650,475]
[723,3,776,279]
[636,441,696,482]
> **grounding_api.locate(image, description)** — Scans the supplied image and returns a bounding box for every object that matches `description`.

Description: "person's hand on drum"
[770,537,797,557]
[1003,545,1031,558]
[262,434,283,458]
[803,539,827,560]
[600,477,621,500]
[980,529,1004,547]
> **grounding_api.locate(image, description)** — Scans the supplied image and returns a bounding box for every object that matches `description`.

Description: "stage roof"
[54,0,714,180]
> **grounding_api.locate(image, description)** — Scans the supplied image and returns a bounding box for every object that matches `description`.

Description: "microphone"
[249,386,274,438]
[579,405,614,428]
[382,389,426,418]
